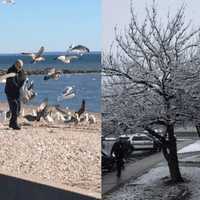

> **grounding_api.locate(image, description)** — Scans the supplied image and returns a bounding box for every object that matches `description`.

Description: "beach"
[0,102,101,194]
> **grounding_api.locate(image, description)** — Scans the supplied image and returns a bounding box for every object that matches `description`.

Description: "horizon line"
[0,50,101,55]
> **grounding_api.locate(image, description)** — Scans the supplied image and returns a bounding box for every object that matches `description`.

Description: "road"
[102,139,195,195]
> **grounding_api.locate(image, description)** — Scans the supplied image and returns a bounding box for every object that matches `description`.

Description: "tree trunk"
[195,125,200,138]
[165,124,184,183]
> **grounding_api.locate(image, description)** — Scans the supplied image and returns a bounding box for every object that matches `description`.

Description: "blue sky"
[0,0,100,53]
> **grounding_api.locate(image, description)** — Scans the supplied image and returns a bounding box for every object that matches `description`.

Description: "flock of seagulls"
[21,45,90,64]
[22,98,96,125]
[0,44,96,126]
[0,0,96,126]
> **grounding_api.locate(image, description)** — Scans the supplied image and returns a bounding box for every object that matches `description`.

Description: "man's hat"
[16,59,23,67]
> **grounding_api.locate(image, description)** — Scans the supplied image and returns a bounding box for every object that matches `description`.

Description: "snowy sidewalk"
[102,140,194,195]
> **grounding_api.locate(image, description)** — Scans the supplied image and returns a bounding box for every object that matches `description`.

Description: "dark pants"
[7,96,21,126]
[116,158,124,178]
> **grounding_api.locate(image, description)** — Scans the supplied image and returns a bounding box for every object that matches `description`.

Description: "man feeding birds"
[5,59,26,130]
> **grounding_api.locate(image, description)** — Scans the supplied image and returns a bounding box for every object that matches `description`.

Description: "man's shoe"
[12,125,21,130]
[9,123,21,130]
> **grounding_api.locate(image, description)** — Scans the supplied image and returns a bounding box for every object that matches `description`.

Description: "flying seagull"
[2,0,15,5]
[68,45,90,55]
[22,46,45,63]
[57,86,75,101]
[44,68,62,81]
[0,72,16,83]
[55,55,79,64]
[20,78,37,104]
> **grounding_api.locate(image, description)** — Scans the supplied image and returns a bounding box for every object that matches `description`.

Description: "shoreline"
[0,68,101,76]
[0,102,100,115]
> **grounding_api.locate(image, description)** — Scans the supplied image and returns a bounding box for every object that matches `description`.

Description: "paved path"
[102,139,195,195]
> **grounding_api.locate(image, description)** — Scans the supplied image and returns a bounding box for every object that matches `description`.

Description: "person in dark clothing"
[110,137,126,178]
[5,59,26,130]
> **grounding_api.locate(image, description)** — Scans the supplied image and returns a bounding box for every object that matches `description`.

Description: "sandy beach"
[0,102,101,194]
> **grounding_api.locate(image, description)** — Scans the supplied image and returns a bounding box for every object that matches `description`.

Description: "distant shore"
[0,68,101,76]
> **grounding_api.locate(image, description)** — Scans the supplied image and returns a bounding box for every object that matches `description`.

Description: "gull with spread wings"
[22,46,45,63]
[55,55,79,64]
[68,44,90,56]
[2,0,15,5]
[57,86,75,101]
[0,73,16,83]
[44,68,62,81]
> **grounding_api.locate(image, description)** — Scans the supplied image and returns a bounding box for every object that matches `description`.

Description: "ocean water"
[0,52,101,71]
[0,52,101,112]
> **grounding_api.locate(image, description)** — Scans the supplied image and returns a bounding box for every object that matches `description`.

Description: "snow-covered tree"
[103,1,200,183]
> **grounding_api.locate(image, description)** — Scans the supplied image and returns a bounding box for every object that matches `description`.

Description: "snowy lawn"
[178,140,200,154]
[104,166,200,200]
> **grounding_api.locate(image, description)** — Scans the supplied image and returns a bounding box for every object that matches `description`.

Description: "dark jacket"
[111,140,125,159]
[5,65,26,99]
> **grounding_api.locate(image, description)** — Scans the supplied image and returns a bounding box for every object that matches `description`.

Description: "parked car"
[102,135,134,160]
[129,133,161,151]
[102,137,117,156]
[102,149,115,172]
[118,135,134,157]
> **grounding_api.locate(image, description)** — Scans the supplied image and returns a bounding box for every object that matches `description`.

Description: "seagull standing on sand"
[55,55,79,64]
[0,110,7,122]
[44,68,62,81]
[68,45,90,55]
[23,98,48,122]
[75,99,85,117]
[2,0,15,5]
[22,46,45,63]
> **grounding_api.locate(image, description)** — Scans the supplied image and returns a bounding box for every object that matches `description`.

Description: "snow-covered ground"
[178,140,200,154]
[104,166,200,200]
[179,154,200,162]
[175,126,196,132]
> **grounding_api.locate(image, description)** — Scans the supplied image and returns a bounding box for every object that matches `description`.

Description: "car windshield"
[132,136,151,141]
[102,149,109,157]
[120,137,129,141]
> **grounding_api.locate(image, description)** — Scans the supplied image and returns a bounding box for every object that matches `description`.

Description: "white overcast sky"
[102,0,200,51]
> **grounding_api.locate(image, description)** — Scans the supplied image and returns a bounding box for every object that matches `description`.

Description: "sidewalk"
[102,139,195,195]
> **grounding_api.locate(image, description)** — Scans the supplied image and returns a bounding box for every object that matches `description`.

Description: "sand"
[0,102,101,194]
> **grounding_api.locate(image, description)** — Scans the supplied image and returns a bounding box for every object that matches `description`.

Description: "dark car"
[102,149,115,172]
